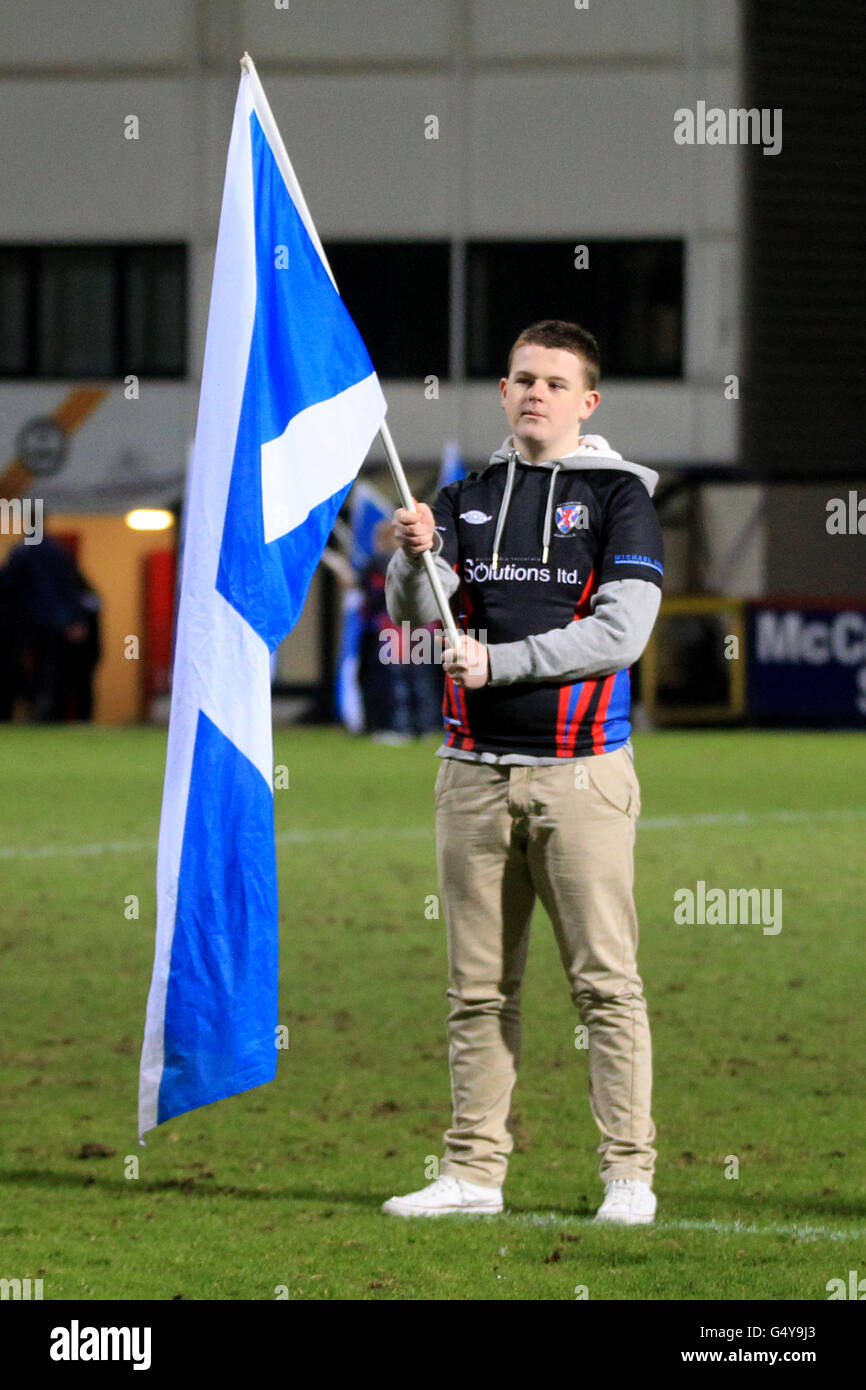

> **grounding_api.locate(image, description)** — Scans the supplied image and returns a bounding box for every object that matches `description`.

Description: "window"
[466,240,683,379]
[323,241,450,378]
[0,244,187,379]
[0,252,31,375]
[0,238,681,383]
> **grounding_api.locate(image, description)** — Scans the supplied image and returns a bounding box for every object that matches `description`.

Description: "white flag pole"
[377,419,461,648]
[239,52,461,651]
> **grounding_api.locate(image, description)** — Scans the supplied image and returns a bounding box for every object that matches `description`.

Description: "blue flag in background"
[436,437,467,491]
[335,481,391,731]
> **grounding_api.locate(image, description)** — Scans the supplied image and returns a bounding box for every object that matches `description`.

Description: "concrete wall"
[0,0,742,472]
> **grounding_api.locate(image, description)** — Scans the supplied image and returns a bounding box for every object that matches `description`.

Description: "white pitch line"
[0,825,430,861]
[1,807,864,862]
[499,1212,866,1242]
[638,808,866,831]
[0,835,159,860]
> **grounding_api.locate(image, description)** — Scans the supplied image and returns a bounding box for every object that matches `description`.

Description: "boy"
[382,320,664,1224]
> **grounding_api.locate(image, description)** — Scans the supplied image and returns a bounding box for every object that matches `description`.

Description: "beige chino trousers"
[434,746,656,1189]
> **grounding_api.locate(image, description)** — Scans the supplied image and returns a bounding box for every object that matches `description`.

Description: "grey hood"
[482,434,659,568]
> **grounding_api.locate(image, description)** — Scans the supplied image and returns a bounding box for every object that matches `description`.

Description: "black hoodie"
[386,434,664,762]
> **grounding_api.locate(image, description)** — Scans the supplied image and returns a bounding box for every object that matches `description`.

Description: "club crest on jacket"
[555,502,589,534]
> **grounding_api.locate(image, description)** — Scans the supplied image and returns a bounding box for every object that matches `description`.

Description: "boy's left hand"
[443,635,490,689]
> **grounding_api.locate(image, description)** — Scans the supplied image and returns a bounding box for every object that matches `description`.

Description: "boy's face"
[499,343,600,461]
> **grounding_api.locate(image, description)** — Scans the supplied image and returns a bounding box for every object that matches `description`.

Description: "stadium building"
[0,1,861,726]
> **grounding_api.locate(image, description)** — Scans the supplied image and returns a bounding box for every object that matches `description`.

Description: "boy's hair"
[507,319,601,390]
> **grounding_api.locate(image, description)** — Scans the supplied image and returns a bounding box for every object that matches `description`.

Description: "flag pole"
[377,420,461,648]
[239,51,462,651]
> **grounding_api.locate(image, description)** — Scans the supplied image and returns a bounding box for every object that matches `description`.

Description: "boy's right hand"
[393,500,436,557]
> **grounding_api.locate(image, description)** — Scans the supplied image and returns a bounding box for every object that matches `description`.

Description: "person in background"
[0,549,18,720]
[1,530,99,722]
[63,570,102,721]
[359,519,442,743]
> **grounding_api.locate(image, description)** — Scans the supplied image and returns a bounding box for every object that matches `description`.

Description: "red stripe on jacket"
[590,673,616,753]
[557,680,596,756]
[554,568,598,755]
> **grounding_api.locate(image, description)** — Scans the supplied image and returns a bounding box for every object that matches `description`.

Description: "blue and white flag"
[437,437,467,491]
[348,479,392,573]
[334,586,366,732]
[334,480,392,731]
[138,65,386,1137]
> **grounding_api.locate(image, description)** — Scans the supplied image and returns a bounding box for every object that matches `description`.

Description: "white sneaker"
[594,1178,657,1225]
[382,1174,504,1217]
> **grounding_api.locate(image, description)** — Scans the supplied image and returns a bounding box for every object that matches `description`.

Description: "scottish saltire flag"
[138,67,386,1137]
[437,437,467,491]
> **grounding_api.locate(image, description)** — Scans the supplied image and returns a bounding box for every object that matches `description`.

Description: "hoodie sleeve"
[486,578,661,684]
[384,486,460,626]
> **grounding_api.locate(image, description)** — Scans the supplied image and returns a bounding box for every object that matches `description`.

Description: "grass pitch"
[0,725,864,1300]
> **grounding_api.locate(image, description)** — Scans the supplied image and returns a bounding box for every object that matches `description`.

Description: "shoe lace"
[429,1175,461,1194]
[602,1179,637,1207]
